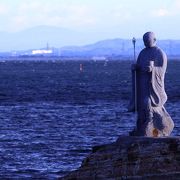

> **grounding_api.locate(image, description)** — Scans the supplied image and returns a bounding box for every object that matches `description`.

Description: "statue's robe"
[129,46,174,137]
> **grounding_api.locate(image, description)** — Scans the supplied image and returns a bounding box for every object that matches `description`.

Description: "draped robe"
[129,46,174,137]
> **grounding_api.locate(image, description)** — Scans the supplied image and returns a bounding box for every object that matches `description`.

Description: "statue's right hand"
[131,64,139,71]
[141,66,153,72]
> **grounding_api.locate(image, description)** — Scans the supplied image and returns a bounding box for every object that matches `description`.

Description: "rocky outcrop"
[60,136,180,180]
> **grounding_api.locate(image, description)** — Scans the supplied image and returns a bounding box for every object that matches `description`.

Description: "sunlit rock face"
[61,136,180,180]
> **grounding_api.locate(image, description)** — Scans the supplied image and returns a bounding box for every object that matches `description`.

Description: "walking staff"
[132,37,137,113]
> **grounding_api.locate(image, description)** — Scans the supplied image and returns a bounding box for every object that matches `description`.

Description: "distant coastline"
[0,56,180,61]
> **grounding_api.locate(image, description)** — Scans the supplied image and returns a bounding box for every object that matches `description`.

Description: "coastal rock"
[60,136,180,180]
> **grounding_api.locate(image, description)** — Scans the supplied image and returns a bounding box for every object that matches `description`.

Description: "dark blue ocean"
[0,60,179,179]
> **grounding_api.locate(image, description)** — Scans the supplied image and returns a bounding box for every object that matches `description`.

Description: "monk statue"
[128,32,174,137]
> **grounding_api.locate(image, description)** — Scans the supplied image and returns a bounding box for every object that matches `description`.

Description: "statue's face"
[143,32,156,48]
[143,38,155,47]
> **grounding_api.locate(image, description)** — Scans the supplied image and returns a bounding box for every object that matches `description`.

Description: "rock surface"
[60,136,180,180]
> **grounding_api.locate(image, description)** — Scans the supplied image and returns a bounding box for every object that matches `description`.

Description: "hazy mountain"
[0,25,107,51]
[60,38,134,57]
[1,26,180,58]
[60,38,180,58]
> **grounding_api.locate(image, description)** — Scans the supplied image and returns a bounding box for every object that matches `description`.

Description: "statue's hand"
[131,64,140,71]
[147,66,153,72]
[141,66,153,72]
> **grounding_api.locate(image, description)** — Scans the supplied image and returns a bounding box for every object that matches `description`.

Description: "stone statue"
[129,32,174,137]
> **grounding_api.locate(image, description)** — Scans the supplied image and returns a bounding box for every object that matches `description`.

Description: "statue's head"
[143,32,156,48]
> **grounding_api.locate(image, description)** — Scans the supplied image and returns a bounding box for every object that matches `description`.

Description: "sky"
[0,0,180,39]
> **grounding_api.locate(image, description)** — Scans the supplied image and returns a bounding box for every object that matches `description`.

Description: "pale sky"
[0,0,180,39]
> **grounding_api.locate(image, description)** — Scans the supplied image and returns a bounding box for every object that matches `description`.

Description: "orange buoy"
[80,64,83,72]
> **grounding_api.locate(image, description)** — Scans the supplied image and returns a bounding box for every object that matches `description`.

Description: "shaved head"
[143,32,156,48]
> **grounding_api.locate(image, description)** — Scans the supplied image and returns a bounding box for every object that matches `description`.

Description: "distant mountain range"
[60,38,180,58]
[0,25,180,58]
[0,25,118,52]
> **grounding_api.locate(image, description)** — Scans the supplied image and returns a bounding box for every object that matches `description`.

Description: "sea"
[0,60,179,179]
